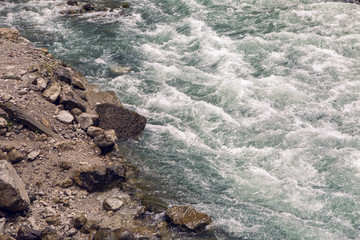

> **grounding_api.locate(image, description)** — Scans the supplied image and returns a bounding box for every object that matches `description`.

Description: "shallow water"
[2,0,360,239]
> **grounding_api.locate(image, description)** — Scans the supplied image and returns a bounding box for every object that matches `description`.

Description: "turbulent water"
[3,0,360,239]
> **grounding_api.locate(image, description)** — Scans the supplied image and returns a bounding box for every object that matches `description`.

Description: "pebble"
[55,110,74,124]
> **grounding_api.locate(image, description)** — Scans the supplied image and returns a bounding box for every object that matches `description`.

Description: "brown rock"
[70,213,87,229]
[45,216,60,226]
[0,28,19,41]
[73,163,127,192]
[80,220,100,234]
[59,160,71,170]
[59,85,86,112]
[8,149,25,164]
[0,235,13,240]
[165,206,212,231]
[0,150,7,160]
[96,103,146,141]
[16,225,41,240]
[57,178,73,188]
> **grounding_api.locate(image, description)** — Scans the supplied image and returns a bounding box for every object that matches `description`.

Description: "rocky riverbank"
[0,28,213,240]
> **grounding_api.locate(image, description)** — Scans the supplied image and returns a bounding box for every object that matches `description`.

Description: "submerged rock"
[0,160,30,212]
[165,206,212,231]
[96,103,146,141]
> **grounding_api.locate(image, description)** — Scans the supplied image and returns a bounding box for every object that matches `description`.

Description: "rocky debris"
[92,228,136,240]
[44,216,60,226]
[55,110,74,124]
[59,85,86,112]
[0,160,30,212]
[103,198,124,212]
[96,104,146,141]
[8,149,25,164]
[93,129,117,154]
[0,102,56,137]
[165,206,212,231]
[42,82,61,103]
[73,163,127,192]
[80,220,100,234]
[59,160,71,170]
[0,28,19,41]
[16,225,41,240]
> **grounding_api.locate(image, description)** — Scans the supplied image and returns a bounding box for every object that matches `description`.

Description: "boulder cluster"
[0,28,212,239]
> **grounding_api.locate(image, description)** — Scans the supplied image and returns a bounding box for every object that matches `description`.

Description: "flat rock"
[96,103,146,141]
[165,206,212,231]
[0,102,56,137]
[55,110,74,124]
[73,163,127,192]
[27,150,40,161]
[0,160,30,212]
[103,198,123,212]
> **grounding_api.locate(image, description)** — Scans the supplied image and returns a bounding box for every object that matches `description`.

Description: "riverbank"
[0,28,212,240]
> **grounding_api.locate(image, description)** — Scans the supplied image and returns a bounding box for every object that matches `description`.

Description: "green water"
[2,0,360,238]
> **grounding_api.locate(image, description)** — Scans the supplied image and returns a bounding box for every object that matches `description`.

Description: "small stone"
[70,108,82,117]
[76,113,93,130]
[93,129,117,154]
[0,118,7,128]
[86,126,103,138]
[42,207,57,218]
[27,150,40,161]
[103,198,124,212]
[0,150,7,160]
[70,213,87,229]
[35,78,47,91]
[58,178,73,188]
[8,149,25,164]
[41,118,50,128]
[43,82,61,103]
[80,220,100,234]
[45,216,60,226]
[55,111,74,124]
[18,88,28,95]
[59,160,71,170]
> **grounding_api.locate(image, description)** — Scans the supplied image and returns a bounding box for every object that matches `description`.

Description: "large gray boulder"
[96,103,146,141]
[0,160,30,212]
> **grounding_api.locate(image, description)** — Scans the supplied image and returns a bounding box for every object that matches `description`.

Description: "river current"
[2,0,360,239]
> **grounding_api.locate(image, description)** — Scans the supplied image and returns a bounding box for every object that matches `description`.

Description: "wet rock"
[103,197,123,212]
[0,28,19,41]
[165,206,212,231]
[0,118,7,128]
[93,129,117,154]
[110,66,131,75]
[8,149,25,164]
[66,0,78,6]
[43,82,61,103]
[73,163,127,192]
[59,85,86,112]
[96,103,146,141]
[0,102,56,137]
[80,220,100,234]
[27,150,40,162]
[70,213,87,229]
[83,3,96,11]
[16,225,41,240]
[55,110,74,124]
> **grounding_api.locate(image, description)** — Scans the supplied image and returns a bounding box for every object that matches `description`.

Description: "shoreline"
[0,28,213,239]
